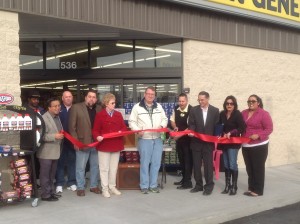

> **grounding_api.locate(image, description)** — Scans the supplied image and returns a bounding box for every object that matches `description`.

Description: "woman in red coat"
[92,93,127,198]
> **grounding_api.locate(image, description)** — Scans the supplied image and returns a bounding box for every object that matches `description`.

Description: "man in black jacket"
[170,93,193,189]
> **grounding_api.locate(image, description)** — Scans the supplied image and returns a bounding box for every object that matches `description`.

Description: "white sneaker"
[67,185,77,191]
[56,186,63,194]
[109,187,121,195]
[102,190,111,198]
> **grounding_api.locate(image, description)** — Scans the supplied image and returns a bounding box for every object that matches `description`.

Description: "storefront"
[1,0,300,166]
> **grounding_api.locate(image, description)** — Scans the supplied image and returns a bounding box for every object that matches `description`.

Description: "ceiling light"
[21,79,76,88]
[145,54,170,60]
[56,52,75,58]
[155,48,181,53]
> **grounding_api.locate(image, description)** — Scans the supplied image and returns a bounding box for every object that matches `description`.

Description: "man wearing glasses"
[37,98,64,201]
[188,91,219,195]
[129,86,168,194]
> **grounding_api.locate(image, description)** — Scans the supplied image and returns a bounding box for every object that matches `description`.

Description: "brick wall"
[183,40,300,167]
[0,11,20,156]
[0,10,20,105]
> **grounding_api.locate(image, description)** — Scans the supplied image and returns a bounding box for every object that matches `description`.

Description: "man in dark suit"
[69,89,102,196]
[188,91,219,195]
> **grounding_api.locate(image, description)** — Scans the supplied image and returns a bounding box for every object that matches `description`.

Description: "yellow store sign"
[209,0,300,22]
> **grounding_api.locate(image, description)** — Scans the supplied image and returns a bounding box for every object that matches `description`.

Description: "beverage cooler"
[0,105,45,207]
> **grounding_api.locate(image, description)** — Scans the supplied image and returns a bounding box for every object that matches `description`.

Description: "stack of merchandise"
[0,158,32,202]
[164,151,179,165]
[123,151,140,163]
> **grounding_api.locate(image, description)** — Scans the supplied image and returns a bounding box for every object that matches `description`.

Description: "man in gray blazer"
[69,89,102,196]
[37,98,64,201]
[188,91,219,195]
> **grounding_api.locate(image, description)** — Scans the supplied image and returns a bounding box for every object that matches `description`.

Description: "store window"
[46,41,89,69]
[135,40,182,68]
[79,83,122,108]
[19,42,43,69]
[123,82,179,121]
[90,40,133,69]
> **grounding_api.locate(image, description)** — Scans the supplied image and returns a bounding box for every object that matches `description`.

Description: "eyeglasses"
[247,100,257,104]
[226,102,234,106]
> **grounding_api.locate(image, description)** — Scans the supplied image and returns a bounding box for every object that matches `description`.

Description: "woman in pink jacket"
[242,94,273,197]
[92,93,127,198]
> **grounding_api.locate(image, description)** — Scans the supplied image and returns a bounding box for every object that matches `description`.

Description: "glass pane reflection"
[135,40,181,68]
[19,42,43,69]
[91,40,133,69]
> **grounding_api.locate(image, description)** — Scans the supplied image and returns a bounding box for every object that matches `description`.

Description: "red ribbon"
[62,128,169,150]
[169,130,250,144]
[62,128,249,150]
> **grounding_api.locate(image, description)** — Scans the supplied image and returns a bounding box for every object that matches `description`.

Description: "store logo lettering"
[0,94,14,104]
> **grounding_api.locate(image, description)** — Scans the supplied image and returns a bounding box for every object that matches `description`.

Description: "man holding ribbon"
[68,89,102,197]
[129,86,168,194]
[188,91,219,195]
[170,93,193,189]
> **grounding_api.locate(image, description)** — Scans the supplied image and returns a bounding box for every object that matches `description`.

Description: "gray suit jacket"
[188,105,219,150]
[68,102,101,145]
[37,111,62,160]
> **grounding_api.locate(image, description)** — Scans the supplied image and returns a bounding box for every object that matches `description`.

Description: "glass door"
[77,79,123,108]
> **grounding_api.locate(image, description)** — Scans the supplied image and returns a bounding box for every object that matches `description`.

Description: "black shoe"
[174,180,183,186]
[203,190,212,196]
[177,184,193,190]
[190,186,203,193]
[52,194,62,198]
[41,196,59,202]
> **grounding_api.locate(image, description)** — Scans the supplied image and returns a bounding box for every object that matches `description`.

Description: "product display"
[0,105,40,207]
[0,158,33,202]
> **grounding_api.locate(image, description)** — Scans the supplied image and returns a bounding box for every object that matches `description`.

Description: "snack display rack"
[0,104,44,207]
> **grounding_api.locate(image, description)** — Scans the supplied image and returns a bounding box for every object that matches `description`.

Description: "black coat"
[218,110,246,150]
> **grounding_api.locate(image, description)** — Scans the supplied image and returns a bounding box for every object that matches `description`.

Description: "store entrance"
[78,78,181,120]
[21,78,181,120]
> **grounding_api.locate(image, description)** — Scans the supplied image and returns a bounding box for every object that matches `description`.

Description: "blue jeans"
[223,148,239,171]
[138,138,163,189]
[76,147,99,190]
[55,143,76,187]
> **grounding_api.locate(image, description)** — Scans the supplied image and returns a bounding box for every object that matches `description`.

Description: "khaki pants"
[98,151,120,191]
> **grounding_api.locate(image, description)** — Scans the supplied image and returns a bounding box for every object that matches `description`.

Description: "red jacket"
[92,109,127,152]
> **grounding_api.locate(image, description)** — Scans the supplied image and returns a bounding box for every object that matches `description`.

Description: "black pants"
[39,159,58,199]
[242,143,268,195]
[176,138,193,185]
[191,142,214,191]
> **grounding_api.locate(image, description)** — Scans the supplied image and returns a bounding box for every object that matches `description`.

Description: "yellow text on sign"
[209,0,300,22]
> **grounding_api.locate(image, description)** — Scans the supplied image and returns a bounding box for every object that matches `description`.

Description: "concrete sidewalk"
[1,163,300,224]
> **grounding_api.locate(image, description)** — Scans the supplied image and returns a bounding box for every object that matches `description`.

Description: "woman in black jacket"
[219,95,246,195]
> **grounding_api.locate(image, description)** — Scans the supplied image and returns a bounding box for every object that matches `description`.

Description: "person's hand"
[173,136,179,140]
[138,131,144,137]
[188,133,194,137]
[74,145,79,151]
[249,134,259,140]
[55,133,64,140]
[97,136,104,142]
[224,132,231,139]
[173,127,178,132]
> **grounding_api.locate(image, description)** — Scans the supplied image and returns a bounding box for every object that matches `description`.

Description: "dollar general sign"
[209,0,300,22]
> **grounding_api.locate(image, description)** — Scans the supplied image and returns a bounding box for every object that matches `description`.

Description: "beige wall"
[0,10,20,105]
[0,11,20,155]
[183,40,300,167]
